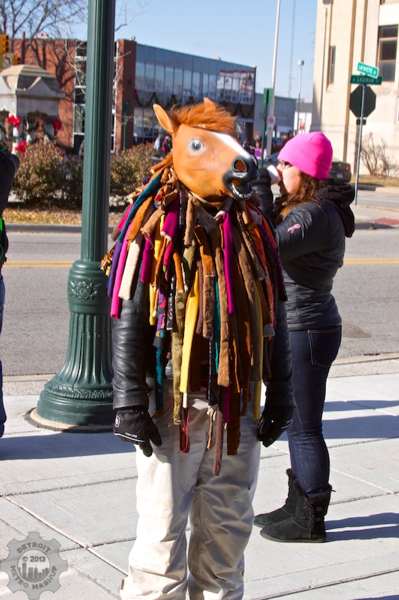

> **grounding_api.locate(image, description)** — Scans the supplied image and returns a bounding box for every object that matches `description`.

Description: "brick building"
[12,38,256,154]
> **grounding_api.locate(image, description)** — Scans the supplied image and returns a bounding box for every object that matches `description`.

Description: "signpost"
[261,87,273,167]
[350,63,380,205]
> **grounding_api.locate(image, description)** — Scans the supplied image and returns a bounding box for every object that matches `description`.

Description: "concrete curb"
[7,223,114,234]
[7,220,399,233]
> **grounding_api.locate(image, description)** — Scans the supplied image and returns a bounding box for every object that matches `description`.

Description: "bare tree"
[0,0,86,41]
[361,133,398,178]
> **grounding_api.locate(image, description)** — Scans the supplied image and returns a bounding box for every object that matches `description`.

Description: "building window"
[155,64,164,93]
[192,72,201,98]
[144,63,155,91]
[378,25,397,82]
[208,74,217,99]
[136,62,145,90]
[165,66,174,94]
[327,45,336,86]
[202,73,209,96]
[174,68,183,96]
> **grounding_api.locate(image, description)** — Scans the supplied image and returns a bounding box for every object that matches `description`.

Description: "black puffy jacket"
[0,150,20,264]
[276,184,355,331]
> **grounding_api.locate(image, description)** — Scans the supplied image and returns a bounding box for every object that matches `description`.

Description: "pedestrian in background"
[0,147,20,437]
[255,132,355,542]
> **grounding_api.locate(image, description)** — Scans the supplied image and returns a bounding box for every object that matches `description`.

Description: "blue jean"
[287,327,342,495]
[0,275,5,429]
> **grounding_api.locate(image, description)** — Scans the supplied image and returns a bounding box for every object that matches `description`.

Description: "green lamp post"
[33,0,116,429]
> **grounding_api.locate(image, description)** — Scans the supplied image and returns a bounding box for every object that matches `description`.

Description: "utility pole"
[297,59,304,132]
[288,0,296,98]
[266,0,281,157]
[35,0,116,429]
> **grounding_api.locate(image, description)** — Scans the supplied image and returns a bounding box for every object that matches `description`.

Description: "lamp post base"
[37,259,113,427]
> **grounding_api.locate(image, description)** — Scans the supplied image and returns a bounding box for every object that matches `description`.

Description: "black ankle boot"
[260,481,332,543]
[254,469,296,528]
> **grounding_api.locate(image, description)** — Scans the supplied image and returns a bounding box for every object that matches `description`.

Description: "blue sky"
[72,0,317,102]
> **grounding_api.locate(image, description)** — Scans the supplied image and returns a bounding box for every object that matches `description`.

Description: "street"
[2,207,399,376]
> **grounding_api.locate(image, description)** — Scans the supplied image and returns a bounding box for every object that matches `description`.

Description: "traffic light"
[0,33,9,54]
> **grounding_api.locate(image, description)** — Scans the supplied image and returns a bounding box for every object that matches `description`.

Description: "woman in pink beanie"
[255,132,355,542]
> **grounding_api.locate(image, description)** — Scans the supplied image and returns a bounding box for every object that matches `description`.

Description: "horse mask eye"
[189,139,205,154]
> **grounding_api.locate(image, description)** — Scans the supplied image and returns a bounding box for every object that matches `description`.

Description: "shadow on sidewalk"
[323,413,399,439]
[356,597,399,600]
[355,594,399,600]
[327,512,399,541]
[1,432,134,460]
[324,400,399,412]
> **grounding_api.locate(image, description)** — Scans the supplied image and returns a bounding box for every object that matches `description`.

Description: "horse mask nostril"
[233,159,248,173]
[231,156,258,182]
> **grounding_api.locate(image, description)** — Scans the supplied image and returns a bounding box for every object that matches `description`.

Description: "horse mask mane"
[102,99,286,474]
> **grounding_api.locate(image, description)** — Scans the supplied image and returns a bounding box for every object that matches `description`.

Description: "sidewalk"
[1,359,399,599]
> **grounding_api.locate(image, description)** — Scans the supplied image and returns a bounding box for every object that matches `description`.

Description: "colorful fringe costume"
[102,156,286,474]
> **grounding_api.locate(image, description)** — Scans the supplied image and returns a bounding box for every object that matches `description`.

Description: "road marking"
[4,258,399,269]
[345,258,399,265]
[5,260,72,269]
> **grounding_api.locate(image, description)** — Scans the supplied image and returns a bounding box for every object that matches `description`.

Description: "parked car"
[327,161,352,184]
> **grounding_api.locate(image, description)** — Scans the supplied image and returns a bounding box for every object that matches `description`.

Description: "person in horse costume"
[102,98,293,599]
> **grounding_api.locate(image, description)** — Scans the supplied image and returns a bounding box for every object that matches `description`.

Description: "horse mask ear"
[153,104,176,135]
[203,97,216,109]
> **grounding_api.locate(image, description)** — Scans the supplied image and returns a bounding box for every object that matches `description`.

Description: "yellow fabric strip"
[179,270,199,395]
[149,219,163,326]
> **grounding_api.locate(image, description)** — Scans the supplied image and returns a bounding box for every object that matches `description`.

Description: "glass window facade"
[134,44,256,140]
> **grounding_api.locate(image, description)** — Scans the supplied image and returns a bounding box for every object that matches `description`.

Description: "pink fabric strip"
[163,241,174,277]
[140,237,153,284]
[162,200,179,240]
[117,204,132,232]
[111,235,129,318]
[222,212,235,314]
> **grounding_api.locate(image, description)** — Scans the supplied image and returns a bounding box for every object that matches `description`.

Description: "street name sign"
[351,74,382,85]
[357,61,379,79]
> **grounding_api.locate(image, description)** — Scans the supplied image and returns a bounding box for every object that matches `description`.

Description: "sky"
[72,0,318,102]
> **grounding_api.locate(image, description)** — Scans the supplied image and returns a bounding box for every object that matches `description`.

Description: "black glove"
[257,404,293,448]
[251,167,274,219]
[113,407,162,457]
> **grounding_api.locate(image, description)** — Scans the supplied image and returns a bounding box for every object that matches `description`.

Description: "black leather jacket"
[111,282,293,413]
[276,184,355,331]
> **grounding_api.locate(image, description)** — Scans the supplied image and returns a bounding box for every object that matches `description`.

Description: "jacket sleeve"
[0,151,19,214]
[276,203,328,262]
[111,281,153,411]
[265,298,294,411]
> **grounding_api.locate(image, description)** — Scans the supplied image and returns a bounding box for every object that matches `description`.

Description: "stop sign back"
[350,85,376,118]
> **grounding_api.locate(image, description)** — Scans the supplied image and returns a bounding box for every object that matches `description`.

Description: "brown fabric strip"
[213,408,224,476]
[184,196,196,247]
[126,196,154,243]
[141,206,164,240]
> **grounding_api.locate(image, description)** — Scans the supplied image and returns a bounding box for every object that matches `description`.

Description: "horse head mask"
[153,98,257,201]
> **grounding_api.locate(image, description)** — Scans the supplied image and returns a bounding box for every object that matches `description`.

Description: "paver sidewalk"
[1,366,399,600]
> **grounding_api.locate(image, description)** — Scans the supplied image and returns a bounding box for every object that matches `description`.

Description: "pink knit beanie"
[278,132,333,180]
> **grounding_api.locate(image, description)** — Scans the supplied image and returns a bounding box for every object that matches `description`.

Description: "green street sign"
[351,74,382,85]
[357,61,379,79]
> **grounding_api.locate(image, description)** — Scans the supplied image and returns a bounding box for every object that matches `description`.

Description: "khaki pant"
[120,401,260,600]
